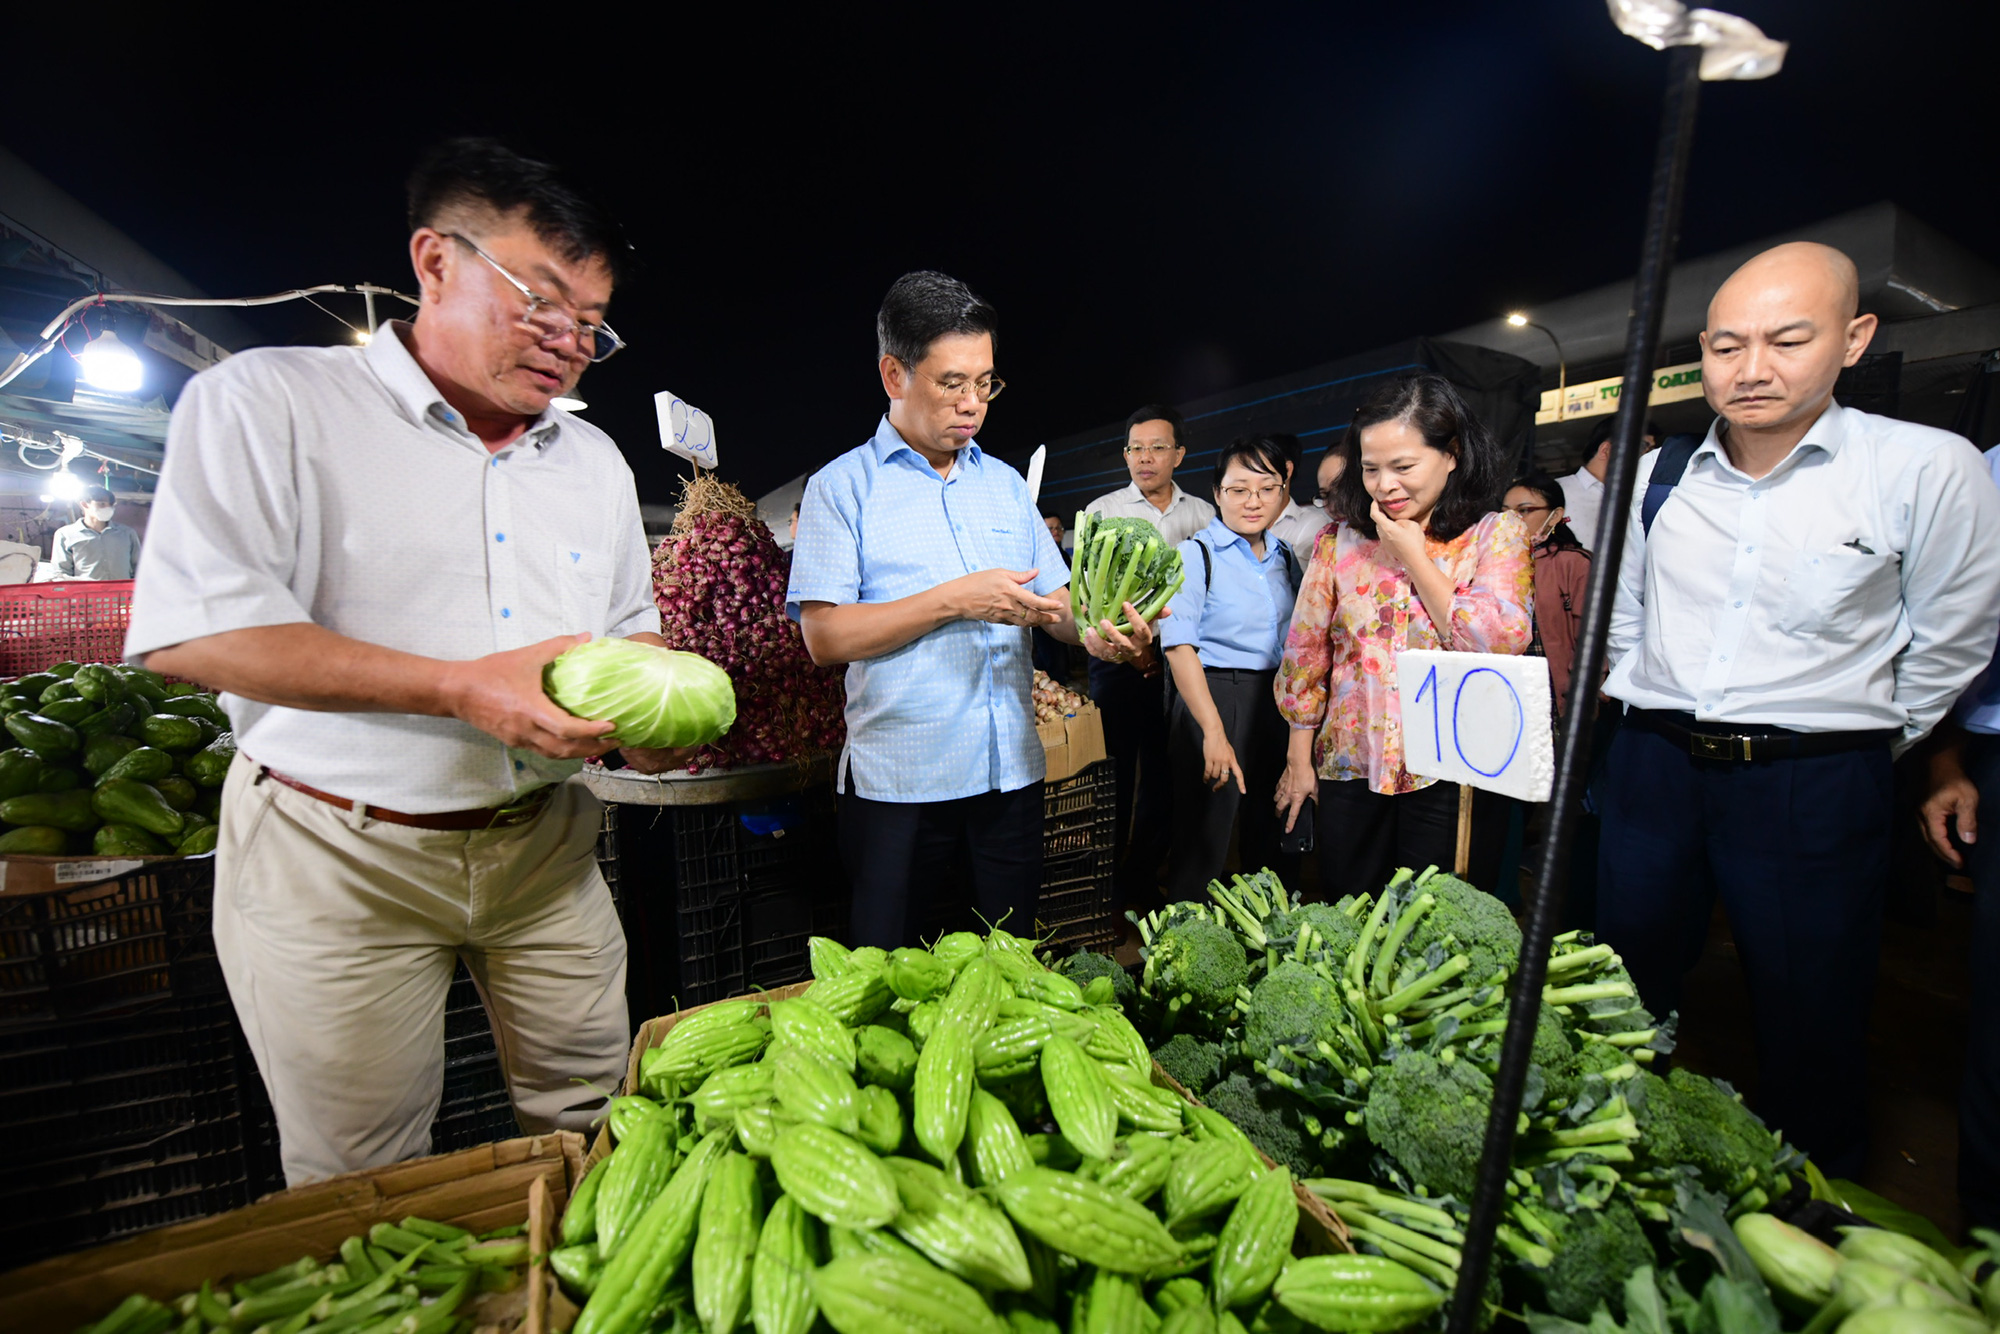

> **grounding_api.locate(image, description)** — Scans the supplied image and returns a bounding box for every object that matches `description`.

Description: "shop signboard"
[1534,359,1706,425]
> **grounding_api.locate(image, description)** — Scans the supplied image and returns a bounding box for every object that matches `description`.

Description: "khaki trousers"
[214,752,629,1185]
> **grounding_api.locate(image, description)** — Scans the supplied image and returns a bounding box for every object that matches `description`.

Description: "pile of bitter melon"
[554,929,1445,1334]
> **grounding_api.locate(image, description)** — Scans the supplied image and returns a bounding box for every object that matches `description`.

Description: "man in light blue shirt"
[788,272,1151,947]
[1920,441,2000,1227]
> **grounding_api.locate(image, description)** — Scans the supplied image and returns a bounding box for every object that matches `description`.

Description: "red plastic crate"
[0,581,135,676]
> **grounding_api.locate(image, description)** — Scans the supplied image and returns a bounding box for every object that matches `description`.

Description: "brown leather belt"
[254,765,554,830]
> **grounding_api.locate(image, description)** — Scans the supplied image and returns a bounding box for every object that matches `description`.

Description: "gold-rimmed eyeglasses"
[909,365,1005,403]
[445,233,626,364]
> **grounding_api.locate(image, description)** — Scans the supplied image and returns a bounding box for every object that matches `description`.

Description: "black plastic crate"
[1044,762,1116,857]
[1036,762,1117,949]
[0,857,220,1027]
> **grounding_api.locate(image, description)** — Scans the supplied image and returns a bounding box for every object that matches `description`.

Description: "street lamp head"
[1505,313,1529,327]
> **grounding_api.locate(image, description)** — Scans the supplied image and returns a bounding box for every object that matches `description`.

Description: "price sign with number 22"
[1395,650,1554,803]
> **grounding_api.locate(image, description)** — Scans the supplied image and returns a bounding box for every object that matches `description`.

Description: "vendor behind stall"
[51,485,141,580]
[789,271,1154,948]
[126,139,682,1186]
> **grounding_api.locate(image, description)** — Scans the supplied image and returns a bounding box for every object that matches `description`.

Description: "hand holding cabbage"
[542,637,737,753]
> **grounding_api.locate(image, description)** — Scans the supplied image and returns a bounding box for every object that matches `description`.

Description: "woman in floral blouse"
[1273,373,1533,899]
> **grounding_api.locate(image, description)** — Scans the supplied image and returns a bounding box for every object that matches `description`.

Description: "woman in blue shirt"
[1160,436,1303,900]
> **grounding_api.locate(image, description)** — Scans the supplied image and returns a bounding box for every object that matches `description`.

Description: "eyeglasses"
[909,365,1005,403]
[1504,502,1553,517]
[1123,443,1178,458]
[445,233,626,363]
[1220,483,1287,504]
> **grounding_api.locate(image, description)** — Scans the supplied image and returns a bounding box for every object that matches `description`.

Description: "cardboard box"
[0,852,188,898]
[1039,700,1108,782]
[1,1133,585,1334]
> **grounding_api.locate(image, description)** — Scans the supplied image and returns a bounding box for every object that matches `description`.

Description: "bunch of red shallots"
[650,475,845,770]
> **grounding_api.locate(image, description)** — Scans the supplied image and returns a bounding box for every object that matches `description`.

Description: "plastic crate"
[0,857,220,1029]
[1036,761,1117,950]
[0,580,135,677]
[0,992,269,1265]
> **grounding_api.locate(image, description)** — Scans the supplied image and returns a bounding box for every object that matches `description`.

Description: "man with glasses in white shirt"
[1598,241,2000,1178]
[129,139,680,1184]
[1082,406,1215,908]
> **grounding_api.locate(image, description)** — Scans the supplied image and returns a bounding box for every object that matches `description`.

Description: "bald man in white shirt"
[1598,242,2000,1177]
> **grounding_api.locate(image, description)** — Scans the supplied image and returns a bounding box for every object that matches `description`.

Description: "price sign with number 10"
[1395,650,1555,803]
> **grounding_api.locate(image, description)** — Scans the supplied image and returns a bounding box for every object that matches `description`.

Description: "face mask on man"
[83,503,113,522]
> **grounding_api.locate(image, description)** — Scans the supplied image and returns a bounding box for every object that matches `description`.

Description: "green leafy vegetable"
[543,638,737,749]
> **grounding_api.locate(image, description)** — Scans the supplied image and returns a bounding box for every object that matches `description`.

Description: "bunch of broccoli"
[1068,510,1185,634]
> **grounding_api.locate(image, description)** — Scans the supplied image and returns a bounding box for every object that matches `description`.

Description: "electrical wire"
[0,284,417,392]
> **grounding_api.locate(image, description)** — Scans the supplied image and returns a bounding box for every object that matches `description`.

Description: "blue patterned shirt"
[787,417,1070,802]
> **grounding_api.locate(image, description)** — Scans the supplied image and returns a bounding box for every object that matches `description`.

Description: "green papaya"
[72,665,126,706]
[0,750,41,801]
[177,823,219,855]
[94,823,168,856]
[5,713,79,758]
[137,714,204,754]
[0,825,68,854]
[11,673,60,698]
[154,775,198,812]
[98,747,175,785]
[185,735,236,788]
[0,789,99,831]
[92,779,184,838]
[45,662,80,680]
[83,734,143,776]
[37,768,82,794]
[38,698,95,726]
[77,703,138,741]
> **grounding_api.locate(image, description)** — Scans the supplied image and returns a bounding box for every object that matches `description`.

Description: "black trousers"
[1090,659,1173,908]
[1595,720,1890,1179]
[1962,733,2000,1226]
[1313,776,1511,901]
[839,778,1044,949]
[1165,669,1295,902]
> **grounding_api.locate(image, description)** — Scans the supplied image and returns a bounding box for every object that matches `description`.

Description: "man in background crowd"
[1044,512,1068,555]
[1561,415,1660,552]
[1263,431,1326,564]
[1598,241,2000,1179]
[52,484,142,580]
[1084,405,1214,909]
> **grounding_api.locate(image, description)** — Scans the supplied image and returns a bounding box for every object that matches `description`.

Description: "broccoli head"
[1517,1200,1655,1321]
[1408,870,1521,987]
[1053,949,1135,1007]
[1285,901,1363,963]
[1242,959,1349,1075]
[1630,1068,1785,1199]
[1200,1073,1336,1177]
[1363,1049,1494,1200]
[1142,915,1250,1033]
[1151,1032,1231,1094]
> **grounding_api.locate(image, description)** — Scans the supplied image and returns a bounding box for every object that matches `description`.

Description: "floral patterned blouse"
[1276,510,1535,794]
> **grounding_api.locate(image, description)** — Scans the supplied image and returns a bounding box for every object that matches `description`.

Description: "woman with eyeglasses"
[1274,374,1533,900]
[1503,473,1591,719]
[1159,436,1304,899]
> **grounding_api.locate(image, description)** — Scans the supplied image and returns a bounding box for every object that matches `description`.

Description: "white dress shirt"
[1083,482,1216,546]
[126,322,661,811]
[1558,467,1606,552]
[1604,402,2000,752]
[1266,499,1332,566]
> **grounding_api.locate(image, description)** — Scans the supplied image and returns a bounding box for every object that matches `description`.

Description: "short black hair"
[1125,404,1186,451]
[407,137,633,285]
[876,271,997,367]
[1586,415,1617,450]
[1328,372,1509,543]
[1266,432,1302,476]
[1211,435,1287,493]
[82,485,114,505]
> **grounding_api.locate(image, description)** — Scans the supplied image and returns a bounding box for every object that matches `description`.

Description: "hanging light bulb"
[77,331,146,393]
[49,471,85,501]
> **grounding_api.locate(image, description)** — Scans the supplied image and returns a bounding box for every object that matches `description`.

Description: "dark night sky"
[6,2,1994,505]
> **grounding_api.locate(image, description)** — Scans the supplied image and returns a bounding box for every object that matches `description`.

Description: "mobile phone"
[1279,814,1315,857]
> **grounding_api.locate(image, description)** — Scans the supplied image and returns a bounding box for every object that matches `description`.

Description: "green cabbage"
[542,638,737,749]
